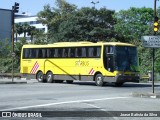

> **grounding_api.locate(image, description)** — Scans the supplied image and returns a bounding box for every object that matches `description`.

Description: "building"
[0,9,12,41]
[15,15,48,42]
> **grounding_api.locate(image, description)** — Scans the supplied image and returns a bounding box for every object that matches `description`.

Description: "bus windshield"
[115,46,139,72]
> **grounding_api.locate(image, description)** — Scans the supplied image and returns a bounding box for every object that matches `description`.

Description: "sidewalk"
[132,92,160,98]
[0,78,27,84]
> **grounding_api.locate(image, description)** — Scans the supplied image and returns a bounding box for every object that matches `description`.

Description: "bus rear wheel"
[37,71,45,82]
[95,74,104,86]
[46,72,53,83]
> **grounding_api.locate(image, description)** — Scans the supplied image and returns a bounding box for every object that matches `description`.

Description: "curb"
[0,81,27,84]
[132,92,160,98]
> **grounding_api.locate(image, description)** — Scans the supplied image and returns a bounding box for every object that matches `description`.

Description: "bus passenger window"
[58,48,63,58]
[88,47,94,57]
[97,47,101,57]
[47,48,51,58]
[106,46,113,54]
[54,49,58,58]
[29,49,36,58]
[42,49,46,58]
[38,49,42,58]
[75,48,82,57]
[82,47,87,57]
[68,48,75,58]
[23,48,30,59]
[49,48,55,58]
[62,48,68,58]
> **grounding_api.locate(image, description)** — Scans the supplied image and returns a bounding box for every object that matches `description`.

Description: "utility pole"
[152,0,159,93]
[11,2,19,82]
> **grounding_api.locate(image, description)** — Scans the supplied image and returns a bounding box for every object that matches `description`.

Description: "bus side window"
[58,48,63,58]
[23,48,30,59]
[29,48,36,58]
[62,48,68,58]
[35,49,39,58]
[106,46,113,54]
[97,47,101,57]
[93,47,97,57]
[49,48,55,58]
[82,47,87,57]
[54,49,58,58]
[42,49,47,58]
[68,48,75,58]
[75,48,82,58]
[47,48,51,58]
[88,47,94,57]
[38,49,42,58]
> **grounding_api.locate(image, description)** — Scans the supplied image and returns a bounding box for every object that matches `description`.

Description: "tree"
[27,26,37,42]
[37,0,77,42]
[15,23,23,42]
[22,23,30,38]
[114,7,153,43]
[38,0,116,42]
[0,39,12,73]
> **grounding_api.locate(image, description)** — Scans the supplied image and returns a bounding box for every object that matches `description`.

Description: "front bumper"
[115,75,140,83]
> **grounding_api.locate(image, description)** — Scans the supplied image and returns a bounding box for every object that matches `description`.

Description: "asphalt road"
[0,79,160,120]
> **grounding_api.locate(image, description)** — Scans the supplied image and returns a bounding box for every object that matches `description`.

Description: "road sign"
[141,36,160,48]
[12,52,16,57]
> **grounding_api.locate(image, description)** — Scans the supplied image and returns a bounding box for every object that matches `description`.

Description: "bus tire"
[66,80,73,84]
[37,71,45,82]
[46,72,53,83]
[95,74,104,86]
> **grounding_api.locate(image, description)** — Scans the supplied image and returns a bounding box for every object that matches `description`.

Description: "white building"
[15,15,48,42]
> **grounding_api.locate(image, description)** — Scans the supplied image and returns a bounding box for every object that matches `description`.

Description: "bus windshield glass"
[115,46,138,72]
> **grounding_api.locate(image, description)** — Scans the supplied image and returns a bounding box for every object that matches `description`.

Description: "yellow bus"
[20,41,140,86]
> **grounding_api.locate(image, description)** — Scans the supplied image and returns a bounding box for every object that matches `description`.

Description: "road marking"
[1,96,129,111]
[85,103,119,120]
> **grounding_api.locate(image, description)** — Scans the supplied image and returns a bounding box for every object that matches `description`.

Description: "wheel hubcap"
[47,74,51,81]
[97,76,102,84]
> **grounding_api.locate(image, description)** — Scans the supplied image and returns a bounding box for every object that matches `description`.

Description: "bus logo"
[89,68,95,75]
[30,61,39,74]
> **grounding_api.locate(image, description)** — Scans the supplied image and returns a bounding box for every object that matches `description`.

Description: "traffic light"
[14,2,19,13]
[154,16,159,32]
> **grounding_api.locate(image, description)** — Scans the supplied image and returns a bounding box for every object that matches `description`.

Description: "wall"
[0,9,12,41]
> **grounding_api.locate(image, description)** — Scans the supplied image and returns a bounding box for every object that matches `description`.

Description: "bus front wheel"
[37,71,45,82]
[95,74,104,86]
[46,72,53,83]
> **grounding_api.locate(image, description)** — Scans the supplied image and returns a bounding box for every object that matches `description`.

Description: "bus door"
[104,46,115,72]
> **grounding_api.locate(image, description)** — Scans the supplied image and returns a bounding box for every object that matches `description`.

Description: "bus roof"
[22,41,136,48]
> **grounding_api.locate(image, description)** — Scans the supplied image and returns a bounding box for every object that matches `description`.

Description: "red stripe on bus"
[30,61,39,74]
[89,68,94,75]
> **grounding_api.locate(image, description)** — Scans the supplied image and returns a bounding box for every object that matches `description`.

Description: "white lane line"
[1,97,129,111]
[85,103,119,120]
[85,103,106,111]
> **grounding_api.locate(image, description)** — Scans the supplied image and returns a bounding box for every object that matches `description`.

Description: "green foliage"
[114,7,154,42]
[0,39,12,73]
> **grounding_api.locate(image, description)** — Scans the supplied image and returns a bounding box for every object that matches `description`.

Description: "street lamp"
[91,1,99,9]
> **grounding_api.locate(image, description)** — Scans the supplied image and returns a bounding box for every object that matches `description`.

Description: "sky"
[0,0,160,15]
